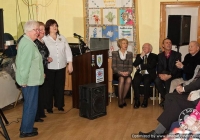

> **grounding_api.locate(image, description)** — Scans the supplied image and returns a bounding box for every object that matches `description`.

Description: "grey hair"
[143,43,153,52]
[24,20,39,33]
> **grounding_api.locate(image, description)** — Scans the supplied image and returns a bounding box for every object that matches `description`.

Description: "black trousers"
[45,67,66,109]
[35,81,46,119]
[157,92,197,130]
[132,73,154,100]
[154,77,172,99]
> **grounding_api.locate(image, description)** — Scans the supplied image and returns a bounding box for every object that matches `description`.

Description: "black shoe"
[58,107,64,111]
[123,102,127,107]
[33,127,38,132]
[159,100,165,108]
[141,99,148,108]
[35,118,44,122]
[47,109,53,113]
[40,115,47,118]
[19,131,38,138]
[20,127,38,132]
[139,130,163,140]
[118,104,124,108]
[134,100,140,109]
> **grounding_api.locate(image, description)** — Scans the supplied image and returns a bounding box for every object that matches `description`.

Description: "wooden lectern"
[72,50,108,108]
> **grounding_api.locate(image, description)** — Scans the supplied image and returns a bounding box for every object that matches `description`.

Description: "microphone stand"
[0,109,10,140]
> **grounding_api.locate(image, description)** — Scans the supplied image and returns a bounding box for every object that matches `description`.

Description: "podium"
[72,50,108,108]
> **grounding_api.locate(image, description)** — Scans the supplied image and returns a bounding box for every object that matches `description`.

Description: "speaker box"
[167,15,191,46]
[0,9,4,52]
[79,83,107,119]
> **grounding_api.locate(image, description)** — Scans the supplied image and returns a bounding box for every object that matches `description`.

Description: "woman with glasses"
[16,20,44,138]
[43,19,73,113]
[34,21,53,122]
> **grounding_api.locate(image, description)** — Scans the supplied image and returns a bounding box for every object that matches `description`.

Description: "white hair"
[24,20,39,33]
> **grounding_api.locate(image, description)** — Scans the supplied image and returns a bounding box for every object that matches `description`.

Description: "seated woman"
[112,38,133,108]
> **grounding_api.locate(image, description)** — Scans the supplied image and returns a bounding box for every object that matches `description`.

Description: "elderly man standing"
[16,20,44,138]
[169,41,200,93]
[132,43,157,108]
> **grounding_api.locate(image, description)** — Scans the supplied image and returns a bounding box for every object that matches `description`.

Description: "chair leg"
[152,87,155,105]
[110,92,112,103]
[14,90,22,108]
[131,87,133,104]
[158,93,161,104]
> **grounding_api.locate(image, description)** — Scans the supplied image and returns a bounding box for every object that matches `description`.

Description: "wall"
[166,7,198,60]
[0,0,83,43]
[137,0,200,54]
[37,0,84,43]
[1,0,200,52]
[0,0,37,40]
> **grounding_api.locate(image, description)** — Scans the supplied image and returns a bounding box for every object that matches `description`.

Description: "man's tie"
[141,55,147,75]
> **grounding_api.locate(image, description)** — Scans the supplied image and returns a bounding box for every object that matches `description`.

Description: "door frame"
[160,1,200,50]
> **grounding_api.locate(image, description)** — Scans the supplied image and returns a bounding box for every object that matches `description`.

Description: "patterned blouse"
[34,39,49,70]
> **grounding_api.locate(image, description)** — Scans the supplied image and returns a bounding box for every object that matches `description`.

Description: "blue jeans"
[20,86,38,133]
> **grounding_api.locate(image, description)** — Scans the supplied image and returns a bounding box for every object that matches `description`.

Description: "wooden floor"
[1,95,163,140]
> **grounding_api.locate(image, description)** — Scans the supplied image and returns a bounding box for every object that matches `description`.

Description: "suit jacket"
[112,51,133,76]
[182,51,200,80]
[157,50,182,79]
[184,65,200,89]
[133,53,157,79]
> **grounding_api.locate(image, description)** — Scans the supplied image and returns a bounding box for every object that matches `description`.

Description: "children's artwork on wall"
[89,0,133,8]
[85,0,138,56]
[117,0,132,7]
[89,27,102,38]
[119,9,134,25]
[103,9,117,25]
[118,26,133,41]
[102,26,118,41]
[89,9,101,25]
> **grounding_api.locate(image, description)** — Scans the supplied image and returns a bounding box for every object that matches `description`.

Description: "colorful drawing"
[118,26,133,41]
[89,27,102,38]
[89,0,132,8]
[103,9,117,25]
[119,9,134,25]
[89,9,101,25]
[102,26,118,41]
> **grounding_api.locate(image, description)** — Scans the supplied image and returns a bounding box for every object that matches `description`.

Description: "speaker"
[0,9,4,52]
[167,15,191,46]
[79,83,107,119]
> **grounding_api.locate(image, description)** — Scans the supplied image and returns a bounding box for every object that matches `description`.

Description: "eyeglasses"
[33,29,40,32]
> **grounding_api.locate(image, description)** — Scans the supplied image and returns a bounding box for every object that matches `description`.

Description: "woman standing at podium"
[112,38,133,108]
[43,19,73,113]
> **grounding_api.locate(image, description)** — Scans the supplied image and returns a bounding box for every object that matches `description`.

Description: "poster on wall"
[119,9,134,25]
[89,27,102,38]
[103,9,118,25]
[89,0,132,8]
[96,68,104,83]
[89,9,101,25]
[85,0,137,56]
[118,26,133,41]
[102,25,118,41]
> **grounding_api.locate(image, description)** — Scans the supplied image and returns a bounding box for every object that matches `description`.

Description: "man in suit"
[132,43,157,108]
[169,41,200,93]
[155,38,182,107]
[139,65,200,139]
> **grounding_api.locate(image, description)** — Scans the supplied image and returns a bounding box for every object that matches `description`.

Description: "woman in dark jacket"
[112,38,133,108]
[34,21,53,121]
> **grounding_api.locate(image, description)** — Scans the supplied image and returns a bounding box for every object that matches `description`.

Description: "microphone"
[73,33,82,38]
